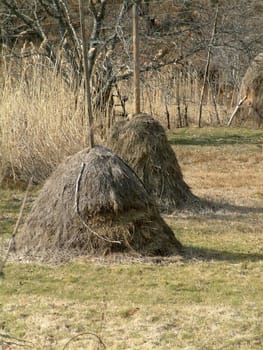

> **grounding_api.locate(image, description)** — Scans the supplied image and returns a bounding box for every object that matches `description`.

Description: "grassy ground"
[0,127,263,350]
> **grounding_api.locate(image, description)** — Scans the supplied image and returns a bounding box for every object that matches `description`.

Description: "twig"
[0,178,32,277]
[74,163,121,245]
[0,332,33,348]
[74,162,86,216]
[33,0,48,42]
[62,331,106,350]
[227,95,247,126]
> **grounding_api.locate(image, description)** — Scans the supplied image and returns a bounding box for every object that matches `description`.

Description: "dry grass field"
[0,127,263,350]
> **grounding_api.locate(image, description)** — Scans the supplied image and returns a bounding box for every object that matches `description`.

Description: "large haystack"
[107,114,198,212]
[236,53,263,126]
[16,145,181,262]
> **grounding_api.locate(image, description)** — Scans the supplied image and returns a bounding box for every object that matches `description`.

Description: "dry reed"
[119,67,237,127]
[0,47,94,184]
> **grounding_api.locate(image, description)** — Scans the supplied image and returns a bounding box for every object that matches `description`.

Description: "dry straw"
[107,113,200,212]
[16,146,182,262]
[236,52,263,126]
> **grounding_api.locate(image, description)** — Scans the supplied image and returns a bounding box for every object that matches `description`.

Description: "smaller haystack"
[237,53,263,126]
[107,114,198,212]
[16,145,181,262]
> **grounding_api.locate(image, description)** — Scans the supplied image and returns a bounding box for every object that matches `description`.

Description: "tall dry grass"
[0,47,239,185]
[0,51,96,184]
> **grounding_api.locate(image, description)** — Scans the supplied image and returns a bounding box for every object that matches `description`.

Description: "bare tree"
[0,0,262,127]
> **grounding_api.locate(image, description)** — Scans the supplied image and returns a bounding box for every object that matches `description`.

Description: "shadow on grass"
[169,133,263,147]
[174,196,263,216]
[183,245,263,262]
[197,197,263,215]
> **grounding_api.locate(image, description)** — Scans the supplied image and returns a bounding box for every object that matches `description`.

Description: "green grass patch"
[0,187,38,238]
[1,258,263,349]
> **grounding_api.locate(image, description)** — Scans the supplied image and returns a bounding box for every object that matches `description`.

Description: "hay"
[16,145,182,262]
[237,53,263,126]
[107,114,199,212]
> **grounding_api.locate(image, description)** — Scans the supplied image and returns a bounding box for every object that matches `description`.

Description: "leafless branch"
[62,331,106,350]
[59,0,82,60]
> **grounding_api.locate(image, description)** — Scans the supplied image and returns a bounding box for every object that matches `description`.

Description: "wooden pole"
[79,0,94,148]
[133,3,140,114]
[198,5,218,128]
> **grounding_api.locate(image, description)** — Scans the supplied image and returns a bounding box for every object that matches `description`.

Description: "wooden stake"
[133,3,140,114]
[79,0,94,148]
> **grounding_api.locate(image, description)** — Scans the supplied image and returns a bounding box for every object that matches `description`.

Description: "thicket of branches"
[0,0,262,116]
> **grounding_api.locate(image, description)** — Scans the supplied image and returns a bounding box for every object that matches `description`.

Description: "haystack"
[16,145,182,262]
[236,53,263,126]
[107,114,198,212]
